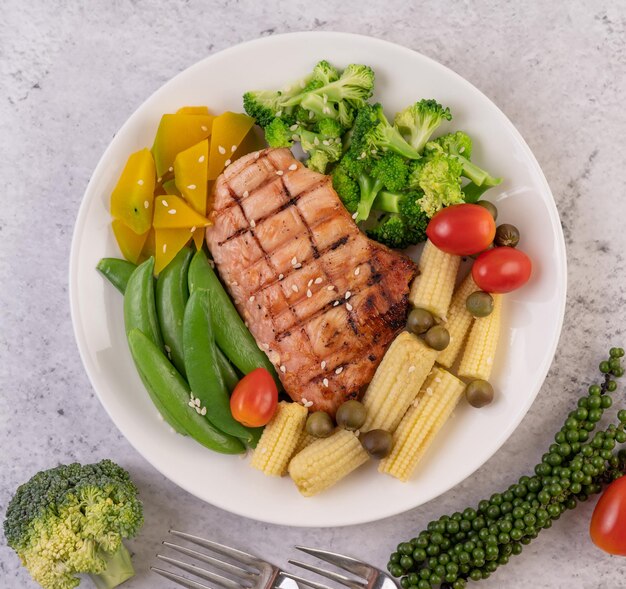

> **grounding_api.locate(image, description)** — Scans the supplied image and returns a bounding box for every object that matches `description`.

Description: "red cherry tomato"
[426,204,496,255]
[230,368,278,427]
[590,476,626,555]
[472,247,532,293]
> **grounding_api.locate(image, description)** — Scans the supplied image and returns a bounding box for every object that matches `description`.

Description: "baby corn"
[362,332,438,433]
[288,429,369,496]
[409,240,460,319]
[251,401,308,476]
[293,429,319,455]
[458,293,503,381]
[437,272,479,368]
[380,367,465,481]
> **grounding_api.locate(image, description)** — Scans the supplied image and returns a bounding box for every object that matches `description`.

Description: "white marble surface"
[2,1,626,588]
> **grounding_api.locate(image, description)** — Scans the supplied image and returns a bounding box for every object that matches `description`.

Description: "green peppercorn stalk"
[387,347,626,589]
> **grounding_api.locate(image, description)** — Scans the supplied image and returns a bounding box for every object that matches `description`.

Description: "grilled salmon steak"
[206,148,417,415]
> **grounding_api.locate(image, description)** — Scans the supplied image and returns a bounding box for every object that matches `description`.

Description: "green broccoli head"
[394,99,452,154]
[371,152,409,192]
[4,460,143,589]
[351,104,421,161]
[312,60,340,85]
[409,153,464,216]
[264,118,295,148]
[427,132,502,192]
[332,162,360,213]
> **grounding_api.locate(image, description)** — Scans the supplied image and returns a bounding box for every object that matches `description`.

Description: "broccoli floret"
[409,153,464,216]
[264,118,294,148]
[244,61,373,130]
[368,190,429,248]
[350,104,421,161]
[298,125,343,173]
[338,148,409,222]
[4,460,143,589]
[394,99,452,154]
[332,164,360,213]
[427,131,502,195]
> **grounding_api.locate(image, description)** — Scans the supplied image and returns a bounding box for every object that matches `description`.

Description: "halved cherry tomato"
[426,204,496,255]
[590,476,626,555]
[230,368,278,427]
[472,247,532,293]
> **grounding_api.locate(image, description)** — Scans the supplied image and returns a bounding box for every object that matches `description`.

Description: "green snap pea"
[96,258,136,294]
[183,290,255,443]
[124,257,163,350]
[128,328,245,454]
[156,247,193,376]
[187,250,279,385]
[216,347,240,393]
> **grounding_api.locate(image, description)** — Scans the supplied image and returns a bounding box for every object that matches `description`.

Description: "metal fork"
[151,530,397,589]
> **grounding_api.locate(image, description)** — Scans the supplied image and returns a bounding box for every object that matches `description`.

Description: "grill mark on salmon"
[207,148,417,414]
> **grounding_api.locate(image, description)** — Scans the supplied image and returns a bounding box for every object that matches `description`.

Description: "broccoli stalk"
[394,99,452,154]
[91,544,135,589]
[4,460,143,589]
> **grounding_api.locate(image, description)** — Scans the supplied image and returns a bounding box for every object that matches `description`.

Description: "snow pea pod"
[124,257,163,350]
[183,289,255,443]
[96,258,136,294]
[128,329,245,454]
[187,250,279,385]
[155,247,193,376]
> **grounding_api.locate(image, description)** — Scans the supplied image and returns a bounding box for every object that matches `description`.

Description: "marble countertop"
[2,1,625,587]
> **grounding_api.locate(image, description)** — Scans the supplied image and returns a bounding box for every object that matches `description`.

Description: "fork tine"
[163,541,256,581]
[294,547,373,580]
[170,530,263,568]
[288,559,365,589]
[157,554,248,589]
[151,566,214,589]
[280,571,335,589]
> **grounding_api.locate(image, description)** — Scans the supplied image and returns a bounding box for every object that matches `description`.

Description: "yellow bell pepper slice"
[208,112,255,180]
[152,113,215,178]
[174,139,208,215]
[176,106,211,115]
[153,195,211,229]
[110,148,156,235]
[155,228,194,274]
[111,220,150,264]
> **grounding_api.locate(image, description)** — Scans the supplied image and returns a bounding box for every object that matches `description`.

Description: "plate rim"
[69,31,567,527]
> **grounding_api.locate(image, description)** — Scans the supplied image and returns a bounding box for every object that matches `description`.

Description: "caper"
[336,400,367,431]
[494,224,520,248]
[466,380,495,408]
[361,429,393,459]
[424,325,450,351]
[476,200,498,221]
[305,411,334,438]
[466,291,494,318]
[408,308,435,335]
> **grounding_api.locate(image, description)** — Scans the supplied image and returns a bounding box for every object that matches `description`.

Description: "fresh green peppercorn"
[607,380,617,392]
[476,200,498,220]
[613,367,625,377]
[400,556,414,570]
[600,361,611,373]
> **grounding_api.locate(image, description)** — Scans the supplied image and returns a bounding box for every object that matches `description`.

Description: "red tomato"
[230,368,278,427]
[590,476,626,555]
[426,204,496,255]
[472,247,532,293]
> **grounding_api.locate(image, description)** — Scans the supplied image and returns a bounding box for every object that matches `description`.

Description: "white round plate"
[70,32,566,527]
